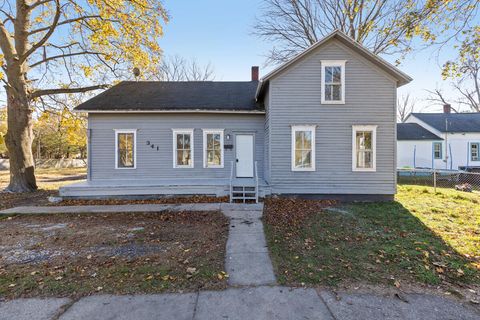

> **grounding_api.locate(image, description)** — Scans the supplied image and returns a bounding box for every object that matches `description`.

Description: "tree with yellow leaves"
[0,0,168,192]
[34,108,86,159]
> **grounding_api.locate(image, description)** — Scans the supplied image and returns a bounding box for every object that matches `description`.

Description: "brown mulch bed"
[54,195,230,206]
[0,210,229,299]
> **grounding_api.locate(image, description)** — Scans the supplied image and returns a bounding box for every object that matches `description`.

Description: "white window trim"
[321,60,346,105]
[172,129,194,168]
[291,125,316,172]
[202,129,224,168]
[433,142,443,160]
[352,125,377,172]
[114,129,137,170]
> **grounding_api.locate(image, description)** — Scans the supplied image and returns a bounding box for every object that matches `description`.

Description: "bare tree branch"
[30,84,109,99]
[19,0,61,63]
[152,55,215,81]
[397,94,415,122]
[29,51,103,68]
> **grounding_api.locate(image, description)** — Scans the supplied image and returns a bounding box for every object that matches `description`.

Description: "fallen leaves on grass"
[264,197,336,230]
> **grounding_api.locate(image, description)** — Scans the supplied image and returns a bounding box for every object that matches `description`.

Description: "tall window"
[321,60,346,104]
[115,129,136,169]
[173,129,194,168]
[471,143,479,161]
[203,130,224,168]
[433,142,442,160]
[291,125,316,171]
[352,125,376,171]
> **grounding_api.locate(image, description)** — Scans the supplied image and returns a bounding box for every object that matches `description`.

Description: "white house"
[398,106,480,170]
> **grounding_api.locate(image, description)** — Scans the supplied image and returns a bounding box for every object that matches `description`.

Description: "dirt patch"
[0,211,229,299]
[0,167,87,210]
[0,190,57,211]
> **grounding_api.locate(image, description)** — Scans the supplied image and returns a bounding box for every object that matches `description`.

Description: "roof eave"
[73,109,266,114]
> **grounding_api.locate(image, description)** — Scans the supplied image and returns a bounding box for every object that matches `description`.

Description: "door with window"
[235,135,254,178]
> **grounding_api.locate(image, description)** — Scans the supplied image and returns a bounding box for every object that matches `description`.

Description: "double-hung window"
[471,143,479,161]
[352,125,376,171]
[433,142,442,160]
[173,129,194,168]
[115,129,136,169]
[291,125,316,171]
[321,60,346,104]
[203,129,224,168]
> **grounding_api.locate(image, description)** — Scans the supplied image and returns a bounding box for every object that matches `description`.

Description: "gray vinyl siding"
[268,39,397,195]
[263,88,271,183]
[88,113,264,181]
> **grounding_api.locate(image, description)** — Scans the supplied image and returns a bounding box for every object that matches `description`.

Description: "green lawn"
[264,185,480,288]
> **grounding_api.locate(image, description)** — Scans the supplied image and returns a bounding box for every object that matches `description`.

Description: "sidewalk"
[1,286,478,320]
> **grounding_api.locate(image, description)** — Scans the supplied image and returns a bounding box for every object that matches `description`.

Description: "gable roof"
[397,123,443,140]
[410,113,480,133]
[74,81,263,113]
[256,30,412,99]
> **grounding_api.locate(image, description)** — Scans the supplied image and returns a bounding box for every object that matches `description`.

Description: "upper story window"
[203,129,224,168]
[471,143,479,161]
[433,142,442,160]
[173,129,194,168]
[115,129,136,169]
[352,125,376,172]
[321,60,346,104]
[291,125,316,171]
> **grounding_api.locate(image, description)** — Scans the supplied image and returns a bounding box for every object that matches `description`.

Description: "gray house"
[61,30,412,201]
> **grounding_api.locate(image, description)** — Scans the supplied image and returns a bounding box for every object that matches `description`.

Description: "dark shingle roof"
[75,81,263,112]
[410,113,480,133]
[397,123,443,140]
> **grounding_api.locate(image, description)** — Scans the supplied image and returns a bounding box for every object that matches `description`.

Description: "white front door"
[236,134,254,178]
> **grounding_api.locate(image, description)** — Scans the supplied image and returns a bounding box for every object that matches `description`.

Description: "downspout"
[449,144,453,170]
[431,143,434,169]
[87,128,92,181]
[413,145,416,168]
[467,141,470,168]
[444,119,449,170]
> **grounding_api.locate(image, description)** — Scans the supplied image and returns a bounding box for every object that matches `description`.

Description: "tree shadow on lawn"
[265,199,480,288]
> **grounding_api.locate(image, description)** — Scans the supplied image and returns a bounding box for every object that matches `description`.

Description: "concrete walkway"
[0,202,264,215]
[223,205,276,286]
[1,286,478,320]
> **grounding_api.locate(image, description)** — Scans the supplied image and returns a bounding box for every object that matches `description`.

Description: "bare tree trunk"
[4,63,37,192]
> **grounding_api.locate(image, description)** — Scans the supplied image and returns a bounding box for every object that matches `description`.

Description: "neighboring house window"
[321,60,346,104]
[203,129,224,168]
[471,143,479,161]
[115,129,136,169]
[433,142,442,160]
[173,129,194,168]
[352,125,376,171]
[291,125,316,171]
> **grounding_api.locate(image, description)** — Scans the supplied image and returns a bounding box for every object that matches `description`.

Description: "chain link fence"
[397,168,480,192]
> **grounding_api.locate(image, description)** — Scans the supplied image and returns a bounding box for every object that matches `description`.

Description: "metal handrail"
[254,161,259,203]
[229,161,234,203]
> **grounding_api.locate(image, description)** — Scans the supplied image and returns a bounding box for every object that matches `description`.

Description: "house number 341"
[146,141,159,151]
